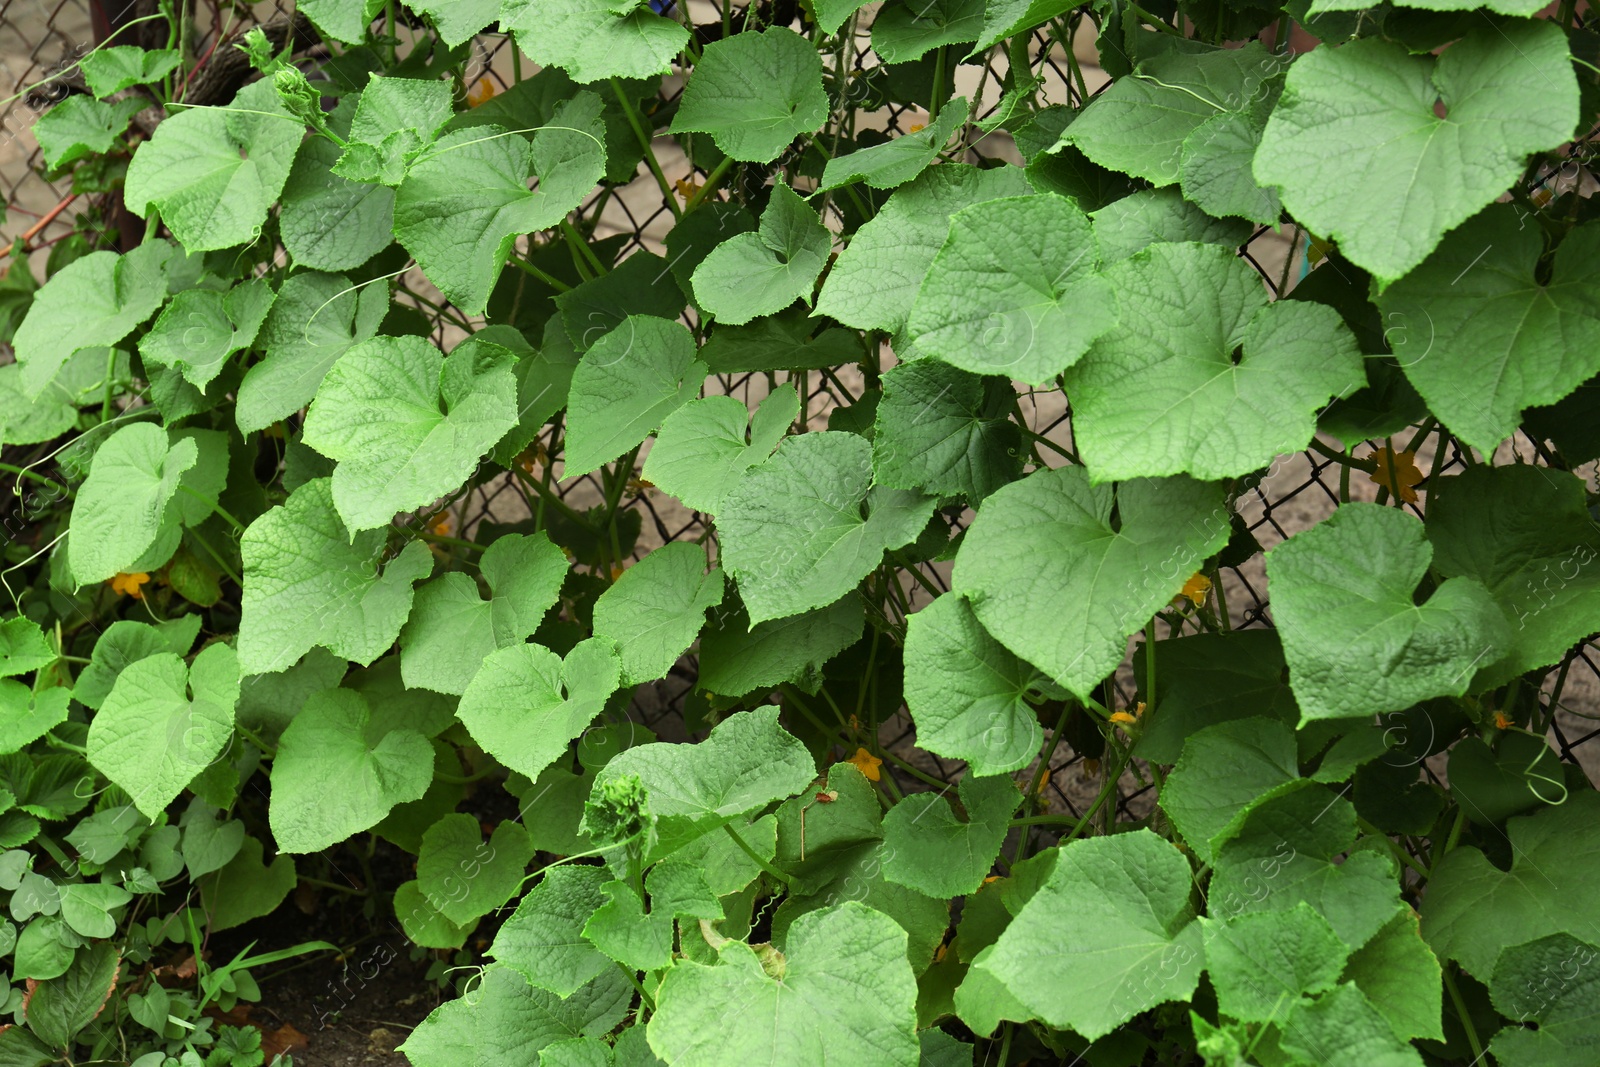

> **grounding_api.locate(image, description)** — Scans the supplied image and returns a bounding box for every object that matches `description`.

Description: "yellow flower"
[674,177,704,201]
[427,511,452,537]
[1109,702,1147,728]
[109,572,150,599]
[1176,571,1211,605]
[466,77,497,108]
[1531,187,1553,208]
[1493,711,1512,730]
[1367,446,1424,504]
[845,747,883,782]
[907,122,926,133]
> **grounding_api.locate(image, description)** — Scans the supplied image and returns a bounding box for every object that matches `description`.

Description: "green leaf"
[1488,932,1600,1067]
[140,279,274,392]
[33,95,143,170]
[819,102,966,192]
[303,334,519,532]
[1280,983,1424,1067]
[1429,464,1600,690]
[583,864,721,970]
[593,543,724,685]
[1132,629,1298,764]
[691,181,831,326]
[0,619,54,679]
[668,28,828,163]
[810,0,872,32]
[457,638,621,782]
[492,865,612,995]
[1064,241,1363,481]
[393,95,607,314]
[197,834,296,931]
[1379,206,1600,452]
[1344,908,1443,1043]
[1161,717,1299,865]
[501,0,688,83]
[86,643,239,820]
[73,616,202,711]
[400,532,567,694]
[238,270,388,434]
[334,75,456,186]
[592,707,816,860]
[77,46,180,97]
[400,965,631,1065]
[873,358,1022,502]
[0,686,70,756]
[562,316,705,477]
[488,320,582,467]
[237,647,347,742]
[1059,42,1280,186]
[905,194,1115,385]
[409,0,501,46]
[270,687,433,852]
[1209,783,1400,950]
[1253,23,1580,284]
[417,814,535,926]
[55,882,132,939]
[641,385,798,515]
[13,243,168,398]
[1200,903,1349,1023]
[1088,187,1252,265]
[971,830,1203,1040]
[952,466,1229,700]
[969,0,1076,52]
[66,423,196,584]
[298,0,383,42]
[902,594,1045,776]
[123,79,304,252]
[180,799,246,880]
[1179,90,1281,225]
[816,163,1031,334]
[280,137,396,272]
[1422,790,1600,980]
[649,902,919,1066]
[872,0,986,63]
[395,878,473,949]
[24,942,119,1051]
[238,477,433,674]
[880,774,1019,897]
[719,431,936,624]
[697,596,864,698]
[555,250,687,353]
[1265,503,1509,722]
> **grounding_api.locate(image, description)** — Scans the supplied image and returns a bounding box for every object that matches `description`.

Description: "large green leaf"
[872,359,1021,502]
[299,0,383,42]
[0,620,54,680]
[1343,908,1443,1043]
[648,902,919,1067]
[33,95,144,170]
[12,242,168,398]
[1088,186,1251,264]
[1266,503,1509,722]
[668,28,829,163]
[1161,717,1300,865]
[1200,903,1349,1023]
[1429,464,1600,690]
[818,102,967,192]
[1253,23,1580,284]
[270,687,433,852]
[492,865,612,996]
[77,45,180,97]
[237,477,433,674]
[952,466,1229,699]
[124,79,304,252]
[303,334,519,532]
[1378,206,1600,452]
[409,0,500,45]
[902,594,1046,776]
[815,163,1031,334]
[279,136,395,271]
[591,707,816,860]
[416,814,534,926]
[1060,42,1280,187]
[880,774,1019,897]
[1064,241,1364,481]
[333,75,455,186]
[642,385,797,515]
[86,643,238,820]
[718,431,935,624]
[139,278,274,392]
[691,181,831,326]
[400,532,567,694]
[457,639,621,782]
[66,423,197,585]
[401,965,631,1066]
[697,596,864,698]
[393,96,607,314]
[501,0,688,83]
[872,0,986,63]
[237,271,388,434]
[563,316,705,477]
[593,543,723,685]
[1488,932,1600,1067]
[1132,629,1299,764]
[73,616,202,711]
[906,194,1115,384]
[1422,790,1600,980]
[1280,983,1425,1067]
[0,686,71,756]
[971,830,1203,1040]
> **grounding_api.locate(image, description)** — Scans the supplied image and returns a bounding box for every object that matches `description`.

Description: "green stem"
[177,487,245,533]
[722,823,791,887]
[878,749,948,790]
[683,155,737,213]
[0,462,69,491]
[508,254,573,293]
[610,78,681,221]
[415,530,488,553]
[1443,967,1485,1064]
[1307,436,1375,472]
[561,219,607,276]
[186,527,242,588]
[930,46,948,120]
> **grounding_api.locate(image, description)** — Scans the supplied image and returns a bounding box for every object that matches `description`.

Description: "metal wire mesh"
[2,0,1597,825]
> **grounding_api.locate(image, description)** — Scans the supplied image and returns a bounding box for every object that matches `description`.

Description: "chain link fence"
[2,0,1597,827]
